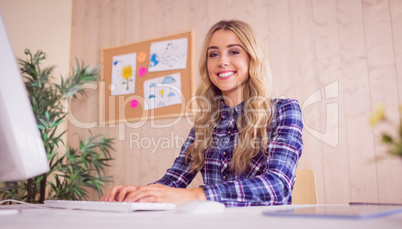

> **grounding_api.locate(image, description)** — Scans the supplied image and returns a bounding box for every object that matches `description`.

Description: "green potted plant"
[0,50,114,203]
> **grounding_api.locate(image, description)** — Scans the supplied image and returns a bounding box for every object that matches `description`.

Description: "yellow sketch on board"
[111,52,137,96]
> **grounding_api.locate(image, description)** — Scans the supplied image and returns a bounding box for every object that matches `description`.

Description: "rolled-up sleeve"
[155,129,197,188]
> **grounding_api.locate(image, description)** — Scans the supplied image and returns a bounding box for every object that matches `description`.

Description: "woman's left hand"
[123,183,206,204]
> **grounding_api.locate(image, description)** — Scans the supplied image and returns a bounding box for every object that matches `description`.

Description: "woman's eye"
[230,50,240,55]
[208,53,218,58]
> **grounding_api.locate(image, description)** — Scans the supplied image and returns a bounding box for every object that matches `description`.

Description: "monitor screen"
[0,11,49,182]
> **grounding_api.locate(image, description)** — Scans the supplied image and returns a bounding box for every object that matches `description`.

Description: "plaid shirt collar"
[219,100,244,120]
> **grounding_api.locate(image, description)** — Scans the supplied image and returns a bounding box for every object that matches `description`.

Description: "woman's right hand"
[101,185,138,202]
[102,184,206,204]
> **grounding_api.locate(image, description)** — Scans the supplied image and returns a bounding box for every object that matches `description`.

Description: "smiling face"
[207,29,250,107]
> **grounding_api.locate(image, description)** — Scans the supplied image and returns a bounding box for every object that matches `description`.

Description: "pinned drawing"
[111,53,137,95]
[149,38,187,72]
[143,73,182,110]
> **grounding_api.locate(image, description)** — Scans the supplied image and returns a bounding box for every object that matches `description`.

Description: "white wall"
[0,0,72,76]
[0,0,73,170]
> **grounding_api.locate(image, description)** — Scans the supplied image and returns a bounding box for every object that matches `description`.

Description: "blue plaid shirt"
[156,98,303,207]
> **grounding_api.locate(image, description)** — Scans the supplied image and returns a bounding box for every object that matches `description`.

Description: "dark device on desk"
[263,204,402,220]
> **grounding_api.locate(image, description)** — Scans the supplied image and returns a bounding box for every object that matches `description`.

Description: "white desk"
[1,204,402,229]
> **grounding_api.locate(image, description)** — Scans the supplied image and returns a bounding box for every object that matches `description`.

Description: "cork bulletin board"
[100,30,194,125]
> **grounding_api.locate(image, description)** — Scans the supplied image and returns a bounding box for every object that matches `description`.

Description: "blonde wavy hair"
[186,20,274,174]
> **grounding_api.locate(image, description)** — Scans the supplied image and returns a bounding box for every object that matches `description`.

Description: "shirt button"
[227,131,231,134]
[223,175,227,180]
[223,152,226,155]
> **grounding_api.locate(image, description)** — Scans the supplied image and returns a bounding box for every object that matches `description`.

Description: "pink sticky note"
[130,99,139,108]
[138,67,147,77]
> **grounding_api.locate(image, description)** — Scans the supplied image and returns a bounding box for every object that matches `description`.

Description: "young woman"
[102,20,303,207]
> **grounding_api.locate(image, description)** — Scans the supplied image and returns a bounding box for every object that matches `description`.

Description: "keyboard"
[44,200,176,212]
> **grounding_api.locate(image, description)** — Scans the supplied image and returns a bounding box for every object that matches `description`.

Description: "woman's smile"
[217,70,236,79]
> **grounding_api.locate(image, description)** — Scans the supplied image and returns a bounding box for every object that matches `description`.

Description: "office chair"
[292,169,318,204]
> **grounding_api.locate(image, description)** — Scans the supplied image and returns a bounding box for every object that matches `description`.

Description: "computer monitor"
[0,11,49,182]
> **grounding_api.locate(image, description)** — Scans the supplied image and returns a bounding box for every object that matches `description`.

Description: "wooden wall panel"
[290,0,329,203]
[337,0,379,203]
[312,0,350,204]
[69,0,402,203]
[390,0,402,117]
[267,0,292,97]
[247,1,270,52]
[362,0,402,203]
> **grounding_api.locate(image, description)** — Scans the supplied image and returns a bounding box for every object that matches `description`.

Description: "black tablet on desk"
[263,204,402,220]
